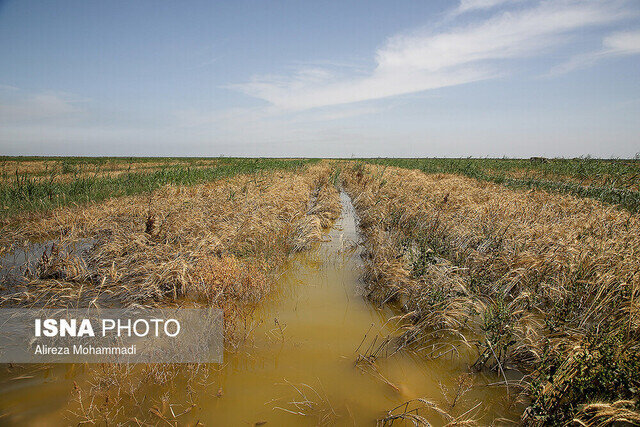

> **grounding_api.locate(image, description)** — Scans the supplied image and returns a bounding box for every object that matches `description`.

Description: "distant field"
[0,157,316,219]
[3,156,638,220]
[3,156,638,219]
[0,156,236,181]
[364,157,640,212]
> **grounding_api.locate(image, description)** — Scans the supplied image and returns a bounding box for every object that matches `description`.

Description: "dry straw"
[0,162,341,424]
[343,161,640,425]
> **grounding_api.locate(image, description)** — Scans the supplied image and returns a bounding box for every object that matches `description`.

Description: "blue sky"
[0,0,639,157]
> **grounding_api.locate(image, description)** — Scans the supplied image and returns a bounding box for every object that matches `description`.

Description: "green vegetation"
[528,329,640,425]
[0,157,316,218]
[344,162,640,425]
[364,157,640,212]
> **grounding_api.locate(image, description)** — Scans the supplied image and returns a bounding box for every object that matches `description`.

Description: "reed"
[343,161,640,425]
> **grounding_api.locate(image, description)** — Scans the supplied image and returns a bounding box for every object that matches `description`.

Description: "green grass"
[362,157,640,213]
[0,158,317,218]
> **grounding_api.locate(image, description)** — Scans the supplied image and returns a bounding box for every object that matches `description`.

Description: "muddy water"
[0,193,522,425]
[199,193,521,425]
[0,238,95,282]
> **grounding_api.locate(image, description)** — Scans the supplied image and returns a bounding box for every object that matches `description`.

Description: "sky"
[0,0,639,158]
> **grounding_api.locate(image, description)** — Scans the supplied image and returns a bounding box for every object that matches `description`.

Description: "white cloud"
[550,29,640,75]
[0,84,19,92]
[232,66,490,111]
[231,0,628,111]
[0,90,83,122]
[174,93,384,130]
[603,29,640,53]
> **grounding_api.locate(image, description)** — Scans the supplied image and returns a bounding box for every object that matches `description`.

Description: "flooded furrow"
[195,192,519,425]
[0,192,519,425]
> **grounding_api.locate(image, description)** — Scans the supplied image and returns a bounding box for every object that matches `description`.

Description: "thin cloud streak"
[230,0,629,111]
[0,91,83,123]
[549,29,640,75]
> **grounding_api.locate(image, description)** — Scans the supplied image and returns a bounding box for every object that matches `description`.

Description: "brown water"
[0,193,522,425]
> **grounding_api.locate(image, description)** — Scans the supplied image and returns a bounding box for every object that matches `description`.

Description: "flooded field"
[0,239,95,283]
[0,192,521,425]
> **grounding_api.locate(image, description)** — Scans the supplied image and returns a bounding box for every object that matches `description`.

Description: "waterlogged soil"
[0,193,522,425]
[0,238,95,282]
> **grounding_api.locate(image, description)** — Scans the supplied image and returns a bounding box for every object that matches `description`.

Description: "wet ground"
[0,192,521,425]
